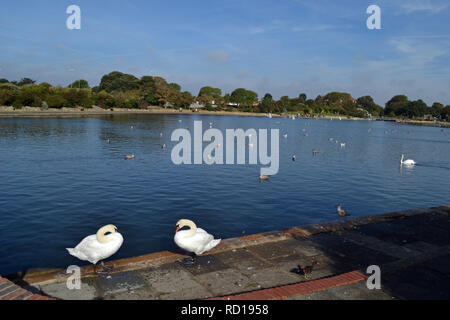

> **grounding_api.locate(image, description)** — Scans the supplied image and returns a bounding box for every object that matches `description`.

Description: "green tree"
[198,86,222,98]
[403,99,428,118]
[298,93,307,103]
[69,79,89,89]
[98,71,140,93]
[259,93,273,113]
[385,95,409,117]
[17,78,36,86]
[430,102,444,118]
[230,88,258,106]
[357,95,382,116]
[169,83,182,92]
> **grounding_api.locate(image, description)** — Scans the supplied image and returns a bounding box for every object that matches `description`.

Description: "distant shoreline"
[0,105,448,128]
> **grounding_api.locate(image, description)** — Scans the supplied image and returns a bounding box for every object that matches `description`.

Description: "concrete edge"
[17,205,449,286]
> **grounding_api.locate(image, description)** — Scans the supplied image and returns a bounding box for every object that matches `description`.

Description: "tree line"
[0,72,449,120]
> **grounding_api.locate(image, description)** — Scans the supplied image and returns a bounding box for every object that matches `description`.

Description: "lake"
[0,114,449,275]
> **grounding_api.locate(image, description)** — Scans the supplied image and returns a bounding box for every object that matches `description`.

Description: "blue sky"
[1,0,449,105]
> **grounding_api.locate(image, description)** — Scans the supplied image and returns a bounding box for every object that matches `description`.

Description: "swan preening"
[174,219,221,264]
[401,154,416,166]
[67,225,123,274]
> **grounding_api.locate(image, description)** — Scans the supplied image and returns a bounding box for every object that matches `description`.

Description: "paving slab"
[194,268,258,297]
[94,271,147,296]
[179,255,229,276]
[214,249,273,272]
[38,279,98,300]
[138,263,212,300]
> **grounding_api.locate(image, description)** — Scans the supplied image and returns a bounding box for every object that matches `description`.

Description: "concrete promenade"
[2,205,449,300]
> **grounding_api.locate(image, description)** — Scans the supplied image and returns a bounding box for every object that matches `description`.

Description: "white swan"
[66,225,123,274]
[401,154,416,166]
[174,219,221,264]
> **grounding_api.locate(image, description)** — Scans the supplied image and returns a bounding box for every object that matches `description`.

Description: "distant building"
[189,101,205,109]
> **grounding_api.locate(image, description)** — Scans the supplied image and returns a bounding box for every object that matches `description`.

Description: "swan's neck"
[96,226,113,243]
[401,155,404,163]
[184,220,197,237]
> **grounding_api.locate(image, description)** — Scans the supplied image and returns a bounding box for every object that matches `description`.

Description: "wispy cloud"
[292,24,337,32]
[396,0,448,14]
[206,50,229,64]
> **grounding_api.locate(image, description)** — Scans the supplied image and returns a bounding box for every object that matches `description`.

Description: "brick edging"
[207,271,368,300]
[0,276,56,300]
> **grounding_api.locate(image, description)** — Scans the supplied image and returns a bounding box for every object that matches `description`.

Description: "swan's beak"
[175,226,180,233]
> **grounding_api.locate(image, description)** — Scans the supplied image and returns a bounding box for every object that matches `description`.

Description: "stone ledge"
[17,205,447,287]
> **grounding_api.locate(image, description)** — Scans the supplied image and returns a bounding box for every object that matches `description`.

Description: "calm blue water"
[0,114,449,275]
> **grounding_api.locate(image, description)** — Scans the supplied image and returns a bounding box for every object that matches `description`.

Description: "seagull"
[337,204,349,217]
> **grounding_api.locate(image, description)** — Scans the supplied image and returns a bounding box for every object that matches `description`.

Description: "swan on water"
[174,219,221,264]
[66,225,123,274]
[125,154,135,160]
[400,154,416,166]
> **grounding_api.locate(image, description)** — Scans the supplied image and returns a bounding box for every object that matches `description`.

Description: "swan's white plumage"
[175,227,221,255]
[66,232,123,265]
[401,154,416,166]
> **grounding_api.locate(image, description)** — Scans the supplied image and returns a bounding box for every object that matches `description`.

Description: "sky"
[1,0,449,105]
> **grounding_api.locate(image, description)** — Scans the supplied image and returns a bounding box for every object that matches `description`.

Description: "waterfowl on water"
[259,175,270,181]
[312,149,319,156]
[66,225,123,275]
[174,219,221,265]
[340,143,346,148]
[292,155,296,161]
[337,204,349,217]
[162,144,166,149]
[400,154,416,166]
[283,134,288,139]
[125,154,135,160]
